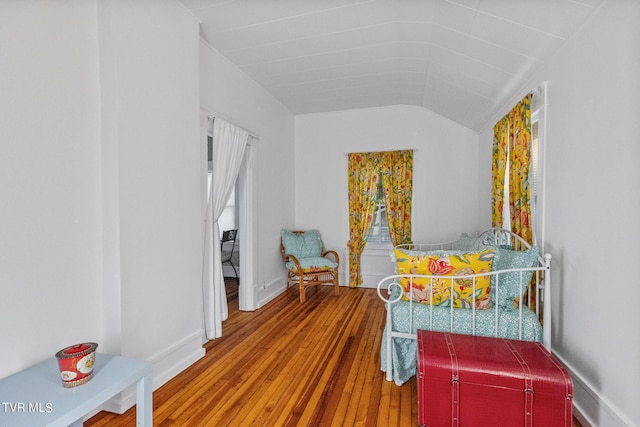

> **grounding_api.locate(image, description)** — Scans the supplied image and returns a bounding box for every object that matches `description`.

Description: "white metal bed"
[376,228,551,385]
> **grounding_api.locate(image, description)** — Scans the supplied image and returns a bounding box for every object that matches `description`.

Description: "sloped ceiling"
[181,0,603,132]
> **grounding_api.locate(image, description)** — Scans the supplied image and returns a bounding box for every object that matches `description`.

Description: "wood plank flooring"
[86,285,582,426]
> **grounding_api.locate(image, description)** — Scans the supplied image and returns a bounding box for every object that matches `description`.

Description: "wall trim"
[97,330,206,416]
[553,352,637,427]
[359,273,390,289]
[238,144,256,312]
[359,244,395,289]
[257,276,287,308]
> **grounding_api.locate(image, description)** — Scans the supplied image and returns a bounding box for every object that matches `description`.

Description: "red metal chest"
[417,330,573,427]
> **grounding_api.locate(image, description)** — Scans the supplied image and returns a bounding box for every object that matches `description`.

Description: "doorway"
[201,110,256,317]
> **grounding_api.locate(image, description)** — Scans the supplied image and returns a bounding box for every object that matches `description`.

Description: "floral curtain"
[508,95,533,244]
[346,152,380,288]
[491,116,509,229]
[380,150,413,246]
[492,94,535,309]
[491,94,533,245]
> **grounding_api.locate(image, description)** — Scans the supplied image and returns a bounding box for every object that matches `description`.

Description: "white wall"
[478,2,640,425]
[98,0,205,401]
[0,0,206,414]
[0,0,294,391]
[295,105,480,286]
[0,0,103,379]
[3,1,637,425]
[199,42,296,307]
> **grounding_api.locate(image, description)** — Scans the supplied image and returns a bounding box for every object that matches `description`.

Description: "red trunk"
[417,330,573,427]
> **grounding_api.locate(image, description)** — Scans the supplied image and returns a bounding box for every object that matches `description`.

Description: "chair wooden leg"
[299,277,306,303]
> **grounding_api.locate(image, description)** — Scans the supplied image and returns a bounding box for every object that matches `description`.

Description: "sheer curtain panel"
[203,118,248,340]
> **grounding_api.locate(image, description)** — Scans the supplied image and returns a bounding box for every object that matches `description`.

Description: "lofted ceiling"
[181,0,603,132]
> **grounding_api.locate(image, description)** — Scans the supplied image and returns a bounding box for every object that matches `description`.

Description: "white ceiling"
[181,0,603,132]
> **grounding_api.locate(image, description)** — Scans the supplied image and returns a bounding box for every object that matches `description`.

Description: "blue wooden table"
[0,353,152,426]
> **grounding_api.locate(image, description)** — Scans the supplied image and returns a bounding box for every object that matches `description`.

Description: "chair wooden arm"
[322,250,339,264]
[283,253,303,272]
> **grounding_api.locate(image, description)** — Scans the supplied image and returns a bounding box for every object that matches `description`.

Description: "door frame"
[237,143,255,311]
[200,109,257,319]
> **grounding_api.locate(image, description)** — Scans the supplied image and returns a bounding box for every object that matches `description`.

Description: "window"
[493,88,545,246]
[366,178,391,244]
[208,132,237,238]
[347,149,412,286]
[499,111,541,237]
[218,187,236,235]
[530,98,544,247]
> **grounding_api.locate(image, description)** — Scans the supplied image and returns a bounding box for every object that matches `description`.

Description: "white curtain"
[203,118,248,339]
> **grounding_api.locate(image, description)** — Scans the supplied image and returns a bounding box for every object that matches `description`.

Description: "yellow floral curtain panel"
[380,150,413,246]
[491,116,509,229]
[491,94,533,245]
[347,150,413,288]
[347,152,380,288]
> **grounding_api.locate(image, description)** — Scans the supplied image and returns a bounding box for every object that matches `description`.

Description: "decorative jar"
[55,342,98,387]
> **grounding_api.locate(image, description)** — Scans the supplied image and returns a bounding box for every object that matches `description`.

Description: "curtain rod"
[207,114,260,140]
[344,148,418,156]
[482,81,548,133]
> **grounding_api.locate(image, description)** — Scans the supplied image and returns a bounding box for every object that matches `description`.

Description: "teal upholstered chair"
[280,230,339,303]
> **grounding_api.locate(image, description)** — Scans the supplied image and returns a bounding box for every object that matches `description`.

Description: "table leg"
[136,373,153,426]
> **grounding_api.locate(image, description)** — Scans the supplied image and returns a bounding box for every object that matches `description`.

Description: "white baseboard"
[257,275,286,308]
[98,330,206,415]
[257,275,353,306]
[359,273,392,289]
[553,352,637,427]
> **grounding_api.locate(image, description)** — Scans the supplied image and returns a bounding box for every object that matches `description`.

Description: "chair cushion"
[281,230,323,259]
[286,256,337,273]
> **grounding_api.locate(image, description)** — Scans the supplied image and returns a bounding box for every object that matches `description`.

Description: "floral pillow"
[394,248,495,309]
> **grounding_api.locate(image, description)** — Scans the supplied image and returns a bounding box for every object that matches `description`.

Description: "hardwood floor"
[86,285,582,426]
